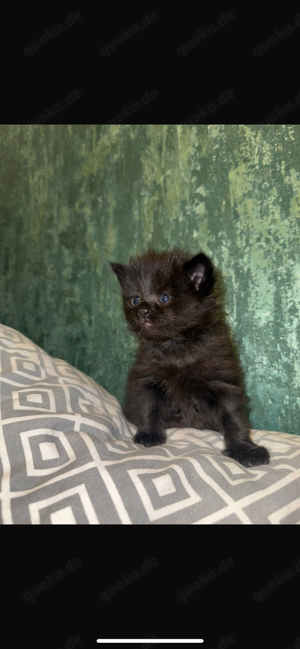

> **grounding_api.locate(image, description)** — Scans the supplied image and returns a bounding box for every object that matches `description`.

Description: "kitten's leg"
[124,384,167,448]
[220,410,270,467]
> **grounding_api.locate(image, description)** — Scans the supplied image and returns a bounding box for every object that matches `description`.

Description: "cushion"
[0,323,299,524]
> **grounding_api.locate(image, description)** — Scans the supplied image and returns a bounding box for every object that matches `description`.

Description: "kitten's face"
[110,249,215,341]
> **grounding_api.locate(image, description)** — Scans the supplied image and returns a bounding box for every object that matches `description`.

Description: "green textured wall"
[0,125,299,434]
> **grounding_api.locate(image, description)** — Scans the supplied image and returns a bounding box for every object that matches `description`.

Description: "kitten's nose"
[138,309,151,319]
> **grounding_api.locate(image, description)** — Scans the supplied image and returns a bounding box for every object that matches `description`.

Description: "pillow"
[1,323,300,524]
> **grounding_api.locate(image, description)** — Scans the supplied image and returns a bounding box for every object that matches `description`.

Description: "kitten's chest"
[138,343,210,398]
[154,361,200,399]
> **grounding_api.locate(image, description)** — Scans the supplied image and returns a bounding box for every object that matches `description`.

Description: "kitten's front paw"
[134,431,166,448]
[222,444,270,467]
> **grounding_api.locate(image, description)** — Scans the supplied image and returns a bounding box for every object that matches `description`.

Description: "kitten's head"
[110,248,217,341]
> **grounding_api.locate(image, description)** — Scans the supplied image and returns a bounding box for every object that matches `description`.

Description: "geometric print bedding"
[0,323,300,525]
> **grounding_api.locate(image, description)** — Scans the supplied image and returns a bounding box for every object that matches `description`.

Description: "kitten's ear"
[183,253,215,294]
[109,262,127,285]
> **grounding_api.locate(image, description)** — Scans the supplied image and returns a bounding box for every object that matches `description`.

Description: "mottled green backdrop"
[0,125,299,434]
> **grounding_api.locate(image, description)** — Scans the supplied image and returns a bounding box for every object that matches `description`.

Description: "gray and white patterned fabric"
[1,323,300,525]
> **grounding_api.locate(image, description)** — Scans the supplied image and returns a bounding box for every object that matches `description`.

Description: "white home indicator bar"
[96,641,204,644]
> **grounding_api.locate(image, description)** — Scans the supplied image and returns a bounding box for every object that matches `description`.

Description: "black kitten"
[110,248,270,468]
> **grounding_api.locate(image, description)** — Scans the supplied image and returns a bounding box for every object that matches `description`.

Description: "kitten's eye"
[159,294,171,304]
[131,296,141,306]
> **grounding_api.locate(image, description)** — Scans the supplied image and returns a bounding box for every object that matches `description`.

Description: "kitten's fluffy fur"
[110,248,270,467]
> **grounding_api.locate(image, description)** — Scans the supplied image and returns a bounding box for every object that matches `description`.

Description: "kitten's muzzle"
[138,309,153,327]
